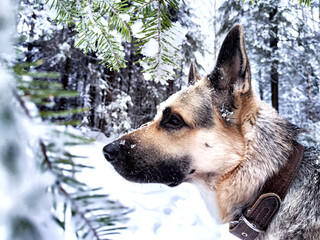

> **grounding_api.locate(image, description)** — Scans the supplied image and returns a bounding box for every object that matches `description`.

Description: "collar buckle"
[240,214,265,233]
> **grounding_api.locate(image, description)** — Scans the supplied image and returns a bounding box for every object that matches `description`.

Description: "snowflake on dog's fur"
[220,105,234,122]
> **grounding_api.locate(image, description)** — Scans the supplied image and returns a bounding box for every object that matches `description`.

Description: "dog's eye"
[162,114,185,130]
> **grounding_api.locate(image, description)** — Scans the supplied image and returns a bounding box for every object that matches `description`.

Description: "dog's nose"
[103,141,120,162]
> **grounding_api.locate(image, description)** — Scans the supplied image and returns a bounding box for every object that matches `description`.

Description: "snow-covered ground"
[75,132,238,240]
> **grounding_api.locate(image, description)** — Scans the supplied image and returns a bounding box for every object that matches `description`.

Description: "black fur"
[188,61,199,85]
[105,138,192,186]
[193,99,214,128]
[207,25,251,123]
[208,25,244,90]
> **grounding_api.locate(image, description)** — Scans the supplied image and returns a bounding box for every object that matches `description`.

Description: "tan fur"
[110,24,276,223]
[123,77,249,221]
[125,79,242,159]
[120,75,286,223]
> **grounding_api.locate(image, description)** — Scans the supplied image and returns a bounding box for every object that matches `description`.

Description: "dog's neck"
[200,98,298,223]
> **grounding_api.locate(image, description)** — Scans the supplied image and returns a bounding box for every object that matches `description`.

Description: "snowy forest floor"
[75,131,238,240]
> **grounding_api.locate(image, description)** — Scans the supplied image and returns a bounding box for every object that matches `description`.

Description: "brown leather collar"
[229,141,304,239]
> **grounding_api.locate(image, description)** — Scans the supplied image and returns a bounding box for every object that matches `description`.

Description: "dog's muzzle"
[102,139,192,186]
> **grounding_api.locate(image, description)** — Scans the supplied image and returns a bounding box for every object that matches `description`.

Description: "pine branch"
[105,1,133,41]
[47,0,75,25]
[98,31,122,69]
[299,0,312,6]
[40,135,114,240]
[14,62,129,240]
[133,0,184,83]
[39,139,89,227]
[56,0,72,22]
[40,140,53,170]
[134,0,157,12]
[47,0,130,70]
[57,183,102,240]
[88,0,117,61]
[46,0,185,80]
[76,0,127,70]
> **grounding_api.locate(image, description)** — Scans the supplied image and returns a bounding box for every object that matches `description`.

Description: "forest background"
[0,0,319,239]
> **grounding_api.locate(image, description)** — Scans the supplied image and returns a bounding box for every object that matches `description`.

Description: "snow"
[120,14,130,22]
[74,132,238,240]
[0,80,63,240]
[0,1,14,56]
[139,21,186,84]
[19,1,56,41]
[132,21,144,38]
[141,38,159,58]
[101,93,133,134]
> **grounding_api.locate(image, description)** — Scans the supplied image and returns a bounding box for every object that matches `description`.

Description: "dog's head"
[103,25,255,187]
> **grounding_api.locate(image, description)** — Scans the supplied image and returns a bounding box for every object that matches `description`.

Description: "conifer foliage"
[12,55,130,240]
[46,0,184,82]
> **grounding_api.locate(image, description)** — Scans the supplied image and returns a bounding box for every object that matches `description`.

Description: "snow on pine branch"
[44,0,186,82]
[46,0,131,70]
[75,1,126,70]
[139,22,186,84]
[46,0,76,26]
[134,0,186,83]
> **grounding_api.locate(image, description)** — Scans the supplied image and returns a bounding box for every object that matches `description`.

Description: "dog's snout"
[103,141,120,162]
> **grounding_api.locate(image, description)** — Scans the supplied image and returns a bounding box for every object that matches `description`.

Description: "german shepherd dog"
[103,25,320,239]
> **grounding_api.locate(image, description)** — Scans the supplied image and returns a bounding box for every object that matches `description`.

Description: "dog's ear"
[208,24,251,94]
[188,61,200,85]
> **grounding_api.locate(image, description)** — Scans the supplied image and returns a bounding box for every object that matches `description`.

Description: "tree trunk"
[306,68,312,121]
[258,69,264,101]
[269,7,279,112]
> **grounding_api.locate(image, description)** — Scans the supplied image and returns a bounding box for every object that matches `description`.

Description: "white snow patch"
[120,13,130,22]
[132,21,144,38]
[141,38,159,57]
